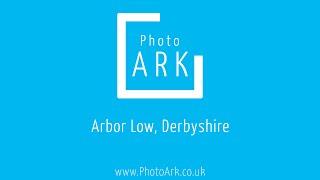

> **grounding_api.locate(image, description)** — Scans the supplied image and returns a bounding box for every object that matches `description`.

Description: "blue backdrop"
[0,0,319,179]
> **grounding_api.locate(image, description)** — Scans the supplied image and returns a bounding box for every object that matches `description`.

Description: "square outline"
[117,13,203,99]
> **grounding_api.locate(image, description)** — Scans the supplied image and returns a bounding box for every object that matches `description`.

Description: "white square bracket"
[117,13,203,99]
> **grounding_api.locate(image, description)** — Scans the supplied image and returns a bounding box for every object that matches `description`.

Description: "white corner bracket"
[117,13,203,99]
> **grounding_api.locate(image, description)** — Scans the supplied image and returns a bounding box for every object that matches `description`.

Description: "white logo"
[117,13,203,99]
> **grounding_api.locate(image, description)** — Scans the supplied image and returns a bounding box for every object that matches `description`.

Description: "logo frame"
[117,13,203,99]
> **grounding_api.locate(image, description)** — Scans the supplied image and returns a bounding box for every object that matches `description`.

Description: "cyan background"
[0,0,319,179]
